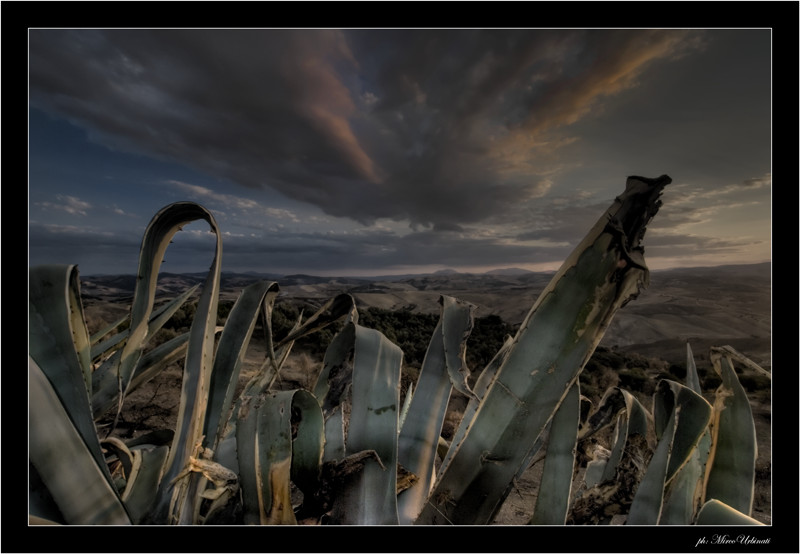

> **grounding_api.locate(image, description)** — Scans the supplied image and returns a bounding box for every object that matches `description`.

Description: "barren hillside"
[81,262,771,369]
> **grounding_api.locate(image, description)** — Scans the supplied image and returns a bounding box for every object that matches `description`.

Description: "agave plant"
[567,340,768,526]
[28,174,769,527]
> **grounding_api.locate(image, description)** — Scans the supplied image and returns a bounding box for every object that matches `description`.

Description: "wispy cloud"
[31,222,113,237]
[741,174,772,188]
[166,179,300,222]
[36,195,92,216]
[659,173,772,227]
[167,180,258,209]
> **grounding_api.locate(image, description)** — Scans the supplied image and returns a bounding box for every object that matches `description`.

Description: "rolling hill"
[79,262,771,369]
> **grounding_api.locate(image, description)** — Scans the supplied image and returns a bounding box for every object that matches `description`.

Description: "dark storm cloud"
[29,29,701,230]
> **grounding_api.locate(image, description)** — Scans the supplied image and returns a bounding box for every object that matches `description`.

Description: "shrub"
[618,367,651,393]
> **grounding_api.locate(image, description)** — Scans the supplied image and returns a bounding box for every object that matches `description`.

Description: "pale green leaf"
[328,324,403,525]
[529,381,580,525]
[696,499,764,525]
[29,356,131,525]
[628,380,712,524]
[203,280,280,453]
[416,175,671,525]
[29,265,107,476]
[130,202,223,525]
[703,349,757,516]
[397,296,475,524]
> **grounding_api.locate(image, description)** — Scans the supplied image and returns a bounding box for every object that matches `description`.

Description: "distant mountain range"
[79,262,768,289]
[78,262,770,369]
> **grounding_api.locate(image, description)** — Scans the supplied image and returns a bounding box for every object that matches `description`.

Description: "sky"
[28,28,772,277]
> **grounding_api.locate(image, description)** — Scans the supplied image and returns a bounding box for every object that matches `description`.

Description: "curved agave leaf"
[397,296,475,524]
[627,380,712,525]
[416,175,671,525]
[660,446,706,525]
[567,388,650,525]
[203,280,280,454]
[438,334,515,474]
[91,202,219,426]
[29,265,110,476]
[695,498,764,525]
[703,348,757,515]
[237,292,357,404]
[529,381,580,525]
[233,396,261,523]
[122,202,223,525]
[658,381,712,483]
[578,386,628,441]
[440,296,477,399]
[121,445,170,524]
[626,400,676,524]
[101,436,134,489]
[130,428,175,446]
[713,345,771,379]
[660,342,713,525]
[313,323,356,462]
[602,389,650,483]
[325,323,404,525]
[237,289,354,399]
[236,389,324,525]
[577,386,650,490]
[29,356,131,525]
[288,391,326,505]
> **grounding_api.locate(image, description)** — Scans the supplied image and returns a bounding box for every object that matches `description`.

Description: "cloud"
[512,30,703,134]
[29,29,704,232]
[742,174,772,188]
[166,180,260,210]
[36,195,92,216]
[166,179,300,222]
[642,231,769,265]
[30,222,113,238]
[657,173,772,228]
[28,221,141,274]
[111,206,138,217]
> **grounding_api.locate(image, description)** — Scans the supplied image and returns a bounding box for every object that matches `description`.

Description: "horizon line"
[76,260,772,279]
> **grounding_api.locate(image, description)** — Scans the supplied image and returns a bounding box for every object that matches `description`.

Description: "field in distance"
[80,262,771,370]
